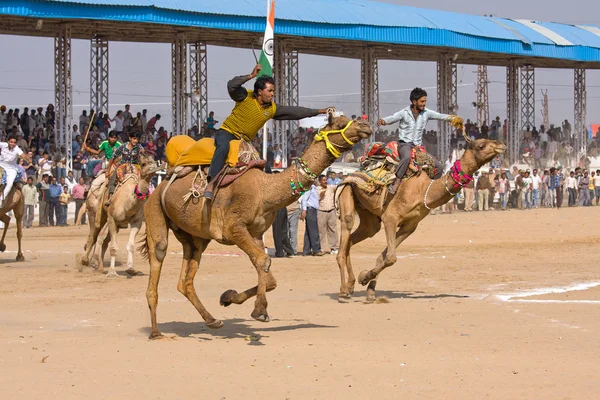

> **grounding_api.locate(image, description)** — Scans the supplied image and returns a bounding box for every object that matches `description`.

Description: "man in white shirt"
[530,169,543,208]
[594,169,600,206]
[0,135,33,207]
[377,87,462,194]
[565,170,578,206]
[521,170,533,209]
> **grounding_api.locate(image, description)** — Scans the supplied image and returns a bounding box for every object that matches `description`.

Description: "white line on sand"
[496,281,600,304]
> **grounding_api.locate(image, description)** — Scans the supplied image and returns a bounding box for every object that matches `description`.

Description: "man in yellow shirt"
[204,64,333,200]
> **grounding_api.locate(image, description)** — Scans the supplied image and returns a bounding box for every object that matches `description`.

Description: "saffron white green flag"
[258,0,275,77]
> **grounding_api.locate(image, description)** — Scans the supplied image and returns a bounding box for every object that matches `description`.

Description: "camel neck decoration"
[336,138,506,303]
[140,114,373,339]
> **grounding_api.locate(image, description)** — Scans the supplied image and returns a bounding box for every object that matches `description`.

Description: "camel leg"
[173,232,222,329]
[15,213,25,262]
[358,221,417,302]
[81,208,107,267]
[94,224,110,273]
[336,189,381,300]
[145,190,170,339]
[105,217,120,278]
[124,219,142,275]
[0,214,10,252]
[220,227,275,322]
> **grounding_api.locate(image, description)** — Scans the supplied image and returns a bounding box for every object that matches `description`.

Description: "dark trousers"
[303,207,321,255]
[49,198,60,226]
[59,204,68,225]
[568,188,576,206]
[108,170,117,194]
[39,200,49,226]
[208,129,236,179]
[272,208,294,257]
[395,142,444,180]
[75,198,86,224]
[556,186,564,208]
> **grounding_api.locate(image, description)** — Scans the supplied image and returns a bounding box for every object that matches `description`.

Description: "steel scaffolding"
[360,47,379,137]
[476,65,490,127]
[436,54,457,162]
[506,60,520,165]
[574,68,587,161]
[272,40,299,167]
[171,34,187,135]
[54,24,73,173]
[541,89,549,129]
[189,42,208,130]
[90,36,109,116]
[520,65,535,132]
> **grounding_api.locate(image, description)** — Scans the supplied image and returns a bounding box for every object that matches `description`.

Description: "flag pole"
[261,0,272,163]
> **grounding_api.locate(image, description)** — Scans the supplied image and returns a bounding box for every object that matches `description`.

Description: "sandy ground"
[1,206,599,399]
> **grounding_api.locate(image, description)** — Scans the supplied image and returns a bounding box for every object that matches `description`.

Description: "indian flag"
[258,0,275,77]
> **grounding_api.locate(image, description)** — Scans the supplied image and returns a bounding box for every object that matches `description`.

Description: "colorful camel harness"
[290,120,355,195]
[423,160,473,210]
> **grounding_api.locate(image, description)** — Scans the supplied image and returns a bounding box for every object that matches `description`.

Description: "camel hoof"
[365,296,376,304]
[205,320,224,329]
[0,243,6,252]
[358,270,371,286]
[220,289,238,307]
[252,314,270,323]
[16,254,25,262]
[81,257,90,267]
[338,294,352,303]
[105,271,119,278]
[149,332,164,340]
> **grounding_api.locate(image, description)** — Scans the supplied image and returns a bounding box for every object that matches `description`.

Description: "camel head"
[464,138,506,167]
[139,153,162,179]
[314,114,373,157]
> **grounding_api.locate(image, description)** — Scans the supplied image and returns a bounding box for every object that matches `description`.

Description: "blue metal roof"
[3,0,600,63]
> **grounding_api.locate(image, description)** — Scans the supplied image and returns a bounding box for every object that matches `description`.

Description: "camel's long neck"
[263,141,337,213]
[137,173,154,194]
[423,148,480,210]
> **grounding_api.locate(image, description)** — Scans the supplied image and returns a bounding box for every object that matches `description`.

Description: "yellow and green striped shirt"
[221,90,276,141]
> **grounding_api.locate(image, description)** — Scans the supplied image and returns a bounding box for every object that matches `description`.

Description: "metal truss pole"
[54,24,73,173]
[520,65,535,133]
[361,47,379,141]
[506,60,520,165]
[541,89,549,129]
[189,42,208,130]
[574,68,587,162]
[90,36,109,116]
[171,34,187,135]
[283,49,299,168]
[476,65,490,127]
[436,54,456,162]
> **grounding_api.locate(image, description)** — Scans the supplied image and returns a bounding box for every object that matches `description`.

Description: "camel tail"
[136,221,149,260]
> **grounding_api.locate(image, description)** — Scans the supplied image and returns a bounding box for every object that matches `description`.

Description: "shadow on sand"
[321,290,470,302]
[139,318,337,345]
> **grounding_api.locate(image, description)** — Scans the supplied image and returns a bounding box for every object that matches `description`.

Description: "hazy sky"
[1,0,598,131]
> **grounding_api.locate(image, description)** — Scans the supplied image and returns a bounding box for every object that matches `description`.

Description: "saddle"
[164,135,265,199]
[344,141,437,195]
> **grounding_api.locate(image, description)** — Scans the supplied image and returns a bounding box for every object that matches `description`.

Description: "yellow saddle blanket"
[165,136,248,168]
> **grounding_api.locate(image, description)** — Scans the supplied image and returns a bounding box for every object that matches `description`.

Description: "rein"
[423,159,473,210]
[314,120,354,158]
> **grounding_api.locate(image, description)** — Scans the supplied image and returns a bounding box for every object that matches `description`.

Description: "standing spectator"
[300,182,324,256]
[131,112,144,133]
[112,110,125,137]
[141,109,148,133]
[566,171,577,207]
[0,105,7,133]
[45,104,55,128]
[317,174,338,255]
[463,175,475,211]
[588,171,595,205]
[578,170,590,206]
[476,171,491,211]
[22,177,37,228]
[488,168,497,209]
[594,169,600,206]
[48,176,62,226]
[556,166,565,208]
[59,185,71,226]
[122,104,133,130]
[206,111,218,135]
[286,198,300,256]
[496,172,510,210]
[36,174,50,226]
[72,150,84,181]
[521,171,533,209]
[72,177,87,225]
[531,169,542,208]
[23,150,37,182]
[79,110,90,133]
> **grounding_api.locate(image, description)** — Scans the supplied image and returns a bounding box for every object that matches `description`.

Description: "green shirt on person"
[98,140,122,160]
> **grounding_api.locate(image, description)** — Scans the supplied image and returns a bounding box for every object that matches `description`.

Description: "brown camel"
[139,114,372,339]
[0,185,25,261]
[80,154,161,276]
[336,137,506,302]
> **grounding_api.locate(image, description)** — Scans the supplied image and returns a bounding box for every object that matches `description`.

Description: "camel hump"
[165,136,246,168]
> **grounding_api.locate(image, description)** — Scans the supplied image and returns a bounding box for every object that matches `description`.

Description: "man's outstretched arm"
[273,106,332,121]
